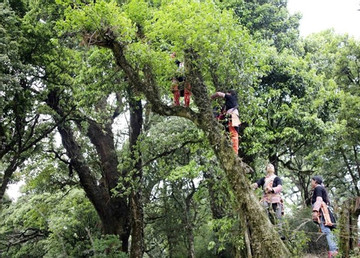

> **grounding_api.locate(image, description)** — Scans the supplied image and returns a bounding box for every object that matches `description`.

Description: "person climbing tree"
[211,89,240,154]
[170,52,191,107]
[311,176,338,257]
[251,163,284,239]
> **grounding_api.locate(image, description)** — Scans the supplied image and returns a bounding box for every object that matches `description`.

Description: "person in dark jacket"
[211,90,241,154]
[311,176,338,257]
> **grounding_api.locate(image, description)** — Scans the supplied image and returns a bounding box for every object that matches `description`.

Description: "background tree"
[1,0,146,255]
[304,31,360,255]
[0,1,59,204]
[223,0,302,52]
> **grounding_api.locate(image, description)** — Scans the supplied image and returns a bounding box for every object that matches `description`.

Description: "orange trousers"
[229,125,239,154]
[172,82,191,107]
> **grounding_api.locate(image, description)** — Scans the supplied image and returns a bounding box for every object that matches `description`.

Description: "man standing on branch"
[211,89,240,154]
[252,163,284,239]
[311,176,338,257]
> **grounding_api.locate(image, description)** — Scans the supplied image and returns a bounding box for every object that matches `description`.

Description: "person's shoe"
[328,250,338,257]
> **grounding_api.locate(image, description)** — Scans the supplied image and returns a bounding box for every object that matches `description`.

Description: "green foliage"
[146,0,266,90]
[301,31,360,199]
[284,207,329,256]
[3,0,360,257]
[147,0,236,50]
[209,216,244,254]
[223,0,301,51]
[123,0,151,26]
[0,1,62,201]
[72,47,124,109]
[92,235,127,258]
[137,115,223,258]
[0,189,102,257]
[242,48,326,170]
[57,0,136,42]
[282,219,311,256]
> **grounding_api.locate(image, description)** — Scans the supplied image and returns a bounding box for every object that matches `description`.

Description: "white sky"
[7,181,25,201]
[287,0,360,39]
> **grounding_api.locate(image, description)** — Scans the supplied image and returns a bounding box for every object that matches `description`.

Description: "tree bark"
[183,49,289,257]
[341,149,360,196]
[339,197,360,257]
[46,90,131,252]
[163,183,176,258]
[184,181,196,258]
[0,158,23,203]
[128,90,145,258]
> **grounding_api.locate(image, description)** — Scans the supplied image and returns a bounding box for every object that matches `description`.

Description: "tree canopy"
[1,0,360,257]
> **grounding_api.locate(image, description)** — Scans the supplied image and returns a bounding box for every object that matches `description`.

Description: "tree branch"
[141,139,204,169]
[340,148,360,196]
[3,228,50,252]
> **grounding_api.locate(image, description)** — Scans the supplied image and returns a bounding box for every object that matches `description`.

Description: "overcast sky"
[287,0,360,39]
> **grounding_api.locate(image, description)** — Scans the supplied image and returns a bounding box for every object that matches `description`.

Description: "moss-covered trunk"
[128,91,145,258]
[339,197,360,257]
[184,49,289,257]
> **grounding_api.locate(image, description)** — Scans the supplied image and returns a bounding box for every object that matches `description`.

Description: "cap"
[312,176,323,185]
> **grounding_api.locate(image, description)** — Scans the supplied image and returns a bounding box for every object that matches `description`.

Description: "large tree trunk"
[339,197,360,257]
[184,204,195,258]
[46,90,131,252]
[183,49,289,257]
[184,181,196,258]
[128,90,145,258]
[162,184,177,258]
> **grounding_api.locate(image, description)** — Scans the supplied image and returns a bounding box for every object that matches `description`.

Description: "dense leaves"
[1,0,360,257]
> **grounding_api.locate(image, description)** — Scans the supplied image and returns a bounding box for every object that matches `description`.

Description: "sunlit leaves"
[56,0,136,43]
[145,0,263,91]
[123,0,151,27]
